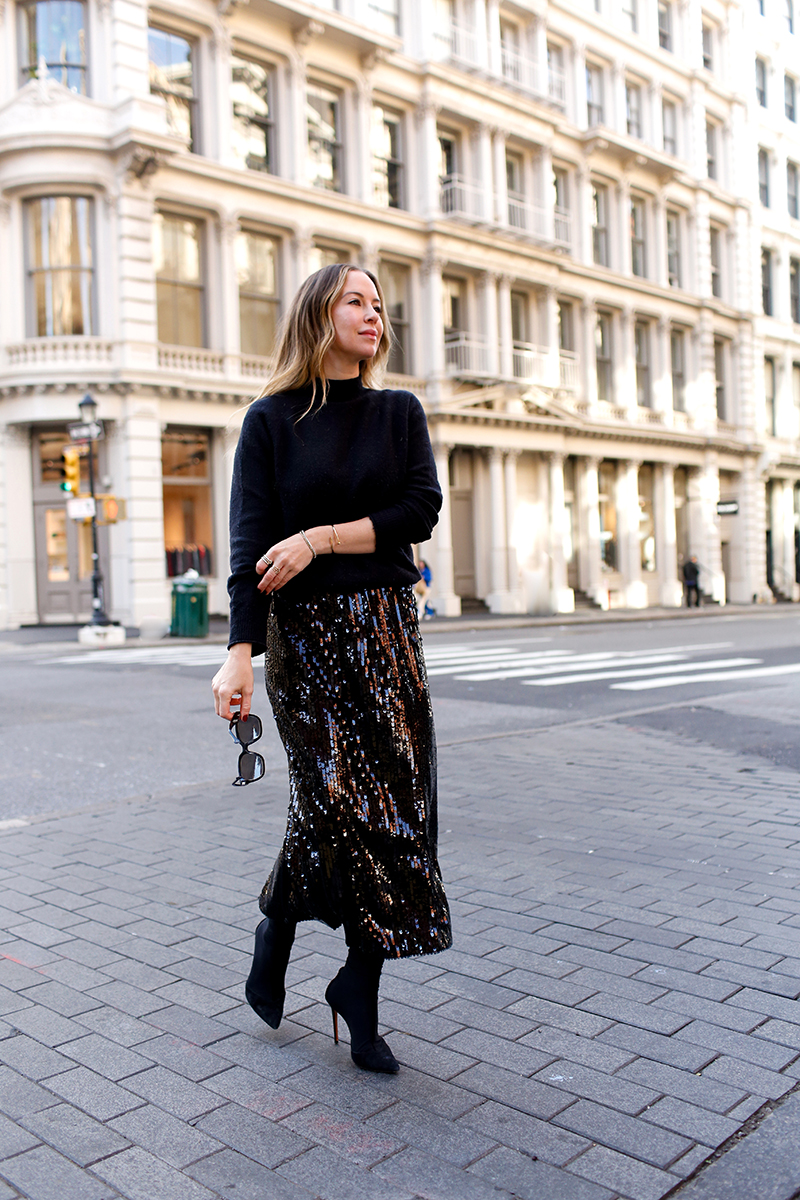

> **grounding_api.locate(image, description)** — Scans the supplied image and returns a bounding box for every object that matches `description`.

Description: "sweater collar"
[322,375,364,403]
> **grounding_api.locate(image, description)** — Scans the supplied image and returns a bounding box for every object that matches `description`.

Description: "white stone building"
[0,0,798,628]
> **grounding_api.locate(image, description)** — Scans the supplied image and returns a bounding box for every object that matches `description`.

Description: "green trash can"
[170,571,209,638]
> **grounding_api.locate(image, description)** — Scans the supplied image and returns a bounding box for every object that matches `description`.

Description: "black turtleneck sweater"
[227,377,442,654]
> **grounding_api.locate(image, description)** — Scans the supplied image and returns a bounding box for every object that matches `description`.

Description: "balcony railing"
[505,195,549,239]
[554,206,572,247]
[432,21,480,67]
[445,332,492,377]
[499,46,541,95]
[548,66,566,106]
[559,350,579,390]
[512,342,548,383]
[158,345,225,373]
[6,337,114,366]
[440,175,487,221]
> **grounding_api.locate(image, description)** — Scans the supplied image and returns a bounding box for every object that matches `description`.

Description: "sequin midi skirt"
[259,586,452,959]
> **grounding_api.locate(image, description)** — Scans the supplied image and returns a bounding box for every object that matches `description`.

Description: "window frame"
[230,54,276,175]
[710,226,723,299]
[762,247,773,316]
[622,0,638,32]
[235,227,280,358]
[671,328,686,410]
[626,82,642,138]
[592,182,609,267]
[595,312,613,402]
[662,98,677,155]
[630,196,647,277]
[790,258,800,324]
[756,58,768,107]
[148,24,198,151]
[787,74,797,121]
[586,63,605,127]
[788,161,799,219]
[306,80,344,193]
[24,194,96,338]
[702,24,713,71]
[634,319,651,407]
[666,209,681,287]
[380,260,411,375]
[658,1,672,51]
[154,210,206,348]
[758,147,770,206]
[19,0,88,94]
[371,103,405,209]
[706,120,718,180]
[714,338,727,421]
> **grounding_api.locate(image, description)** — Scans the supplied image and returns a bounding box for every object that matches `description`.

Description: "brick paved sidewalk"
[3,718,800,1200]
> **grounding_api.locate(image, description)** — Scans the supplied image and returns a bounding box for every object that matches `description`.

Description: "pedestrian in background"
[682,555,701,607]
[212,263,452,1074]
[415,557,434,619]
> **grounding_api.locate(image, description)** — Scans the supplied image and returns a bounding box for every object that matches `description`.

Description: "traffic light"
[61,447,81,494]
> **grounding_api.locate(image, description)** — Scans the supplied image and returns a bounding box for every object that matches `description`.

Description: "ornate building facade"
[0,0,798,627]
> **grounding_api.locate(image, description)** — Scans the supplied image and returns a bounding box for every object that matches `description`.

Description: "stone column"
[212,19,234,166]
[429,443,461,616]
[619,460,647,607]
[549,452,575,612]
[478,272,499,377]
[473,0,490,69]
[355,75,374,204]
[781,479,799,599]
[738,454,770,602]
[291,230,313,292]
[573,42,588,129]
[539,144,554,241]
[656,463,682,605]
[415,102,441,218]
[473,123,494,221]
[654,316,673,424]
[617,179,631,276]
[579,456,606,607]
[421,252,446,386]
[575,166,592,265]
[613,60,627,135]
[617,307,636,415]
[218,215,241,376]
[0,426,38,627]
[288,51,309,186]
[497,275,513,379]
[486,0,502,76]
[504,451,524,610]
[117,186,158,372]
[652,193,667,287]
[120,395,169,626]
[696,451,725,603]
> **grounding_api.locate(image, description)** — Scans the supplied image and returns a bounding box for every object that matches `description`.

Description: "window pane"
[236,231,279,356]
[162,430,210,478]
[27,196,93,336]
[231,57,272,173]
[148,27,194,144]
[372,106,402,208]
[162,430,214,577]
[307,84,341,191]
[22,0,87,92]
[382,262,410,374]
[154,214,201,283]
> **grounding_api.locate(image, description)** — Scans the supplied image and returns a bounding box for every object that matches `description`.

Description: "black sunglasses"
[229,713,265,786]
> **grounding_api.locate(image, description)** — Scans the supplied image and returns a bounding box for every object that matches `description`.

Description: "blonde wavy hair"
[259,263,392,417]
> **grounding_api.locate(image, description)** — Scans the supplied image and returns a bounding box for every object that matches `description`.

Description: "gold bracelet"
[329,524,342,554]
[299,529,316,560]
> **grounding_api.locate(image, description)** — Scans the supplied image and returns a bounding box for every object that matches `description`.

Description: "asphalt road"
[4,608,800,821]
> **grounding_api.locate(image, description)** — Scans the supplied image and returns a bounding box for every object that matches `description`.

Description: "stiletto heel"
[324,949,399,1074]
[245,917,296,1030]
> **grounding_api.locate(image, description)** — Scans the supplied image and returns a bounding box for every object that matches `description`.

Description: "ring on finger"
[259,555,273,568]
[270,561,282,573]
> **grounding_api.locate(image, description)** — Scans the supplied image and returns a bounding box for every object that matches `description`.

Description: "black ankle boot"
[245,917,296,1029]
[325,947,399,1074]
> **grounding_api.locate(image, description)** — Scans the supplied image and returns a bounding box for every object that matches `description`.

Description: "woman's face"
[329,270,384,367]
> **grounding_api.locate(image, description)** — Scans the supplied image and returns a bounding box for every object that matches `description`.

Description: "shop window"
[372,105,404,208]
[25,196,94,337]
[382,261,411,374]
[231,56,274,173]
[307,82,342,192]
[154,213,204,347]
[19,0,87,92]
[236,230,279,357]
[162,429,214,577]
[149,26,196,149]
[598,460,618,570]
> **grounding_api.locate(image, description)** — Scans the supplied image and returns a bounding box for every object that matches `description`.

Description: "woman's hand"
[212,644,254,720]
[256,532,317,594]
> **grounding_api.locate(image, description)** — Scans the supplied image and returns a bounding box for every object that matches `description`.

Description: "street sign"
[67,420,104,442]
[717,500,739,516]
[67,496,96,520]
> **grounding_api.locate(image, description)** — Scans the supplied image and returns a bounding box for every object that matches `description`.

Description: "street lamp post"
[78,393,111,626]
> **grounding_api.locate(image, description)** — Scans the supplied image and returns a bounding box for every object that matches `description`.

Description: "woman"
[212,263,452,1075]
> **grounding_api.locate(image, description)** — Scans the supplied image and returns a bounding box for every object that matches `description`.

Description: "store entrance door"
[32,430,109,623]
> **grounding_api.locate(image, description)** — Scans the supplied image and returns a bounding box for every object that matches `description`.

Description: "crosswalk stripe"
[456,653,689,682]
[612,661,800,690]
[524,657,762,686]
